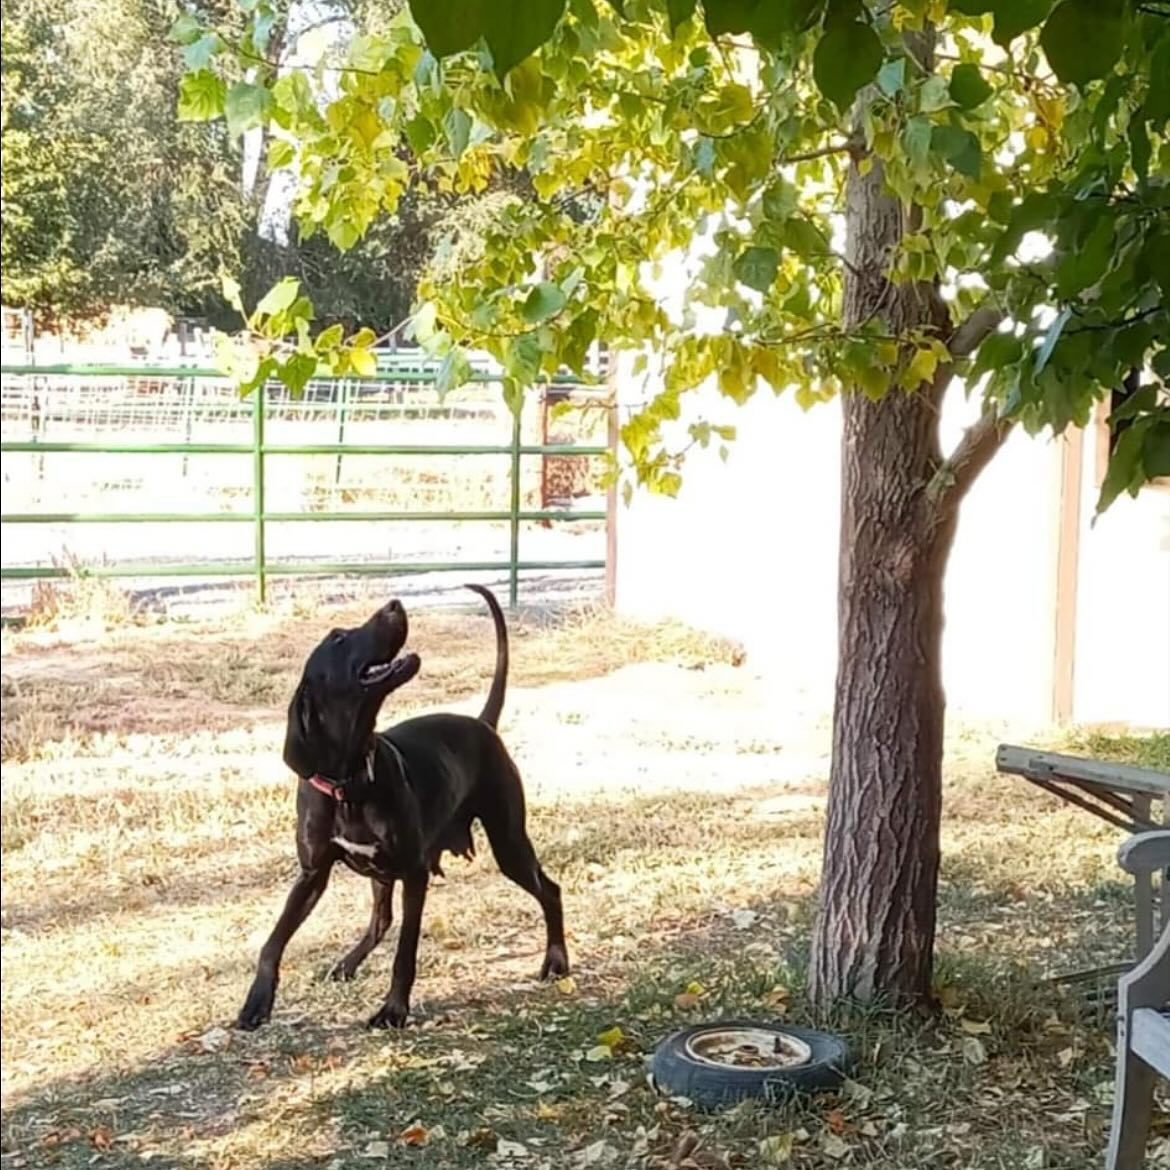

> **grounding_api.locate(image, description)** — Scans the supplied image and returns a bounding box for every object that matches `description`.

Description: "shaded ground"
[1,600,1167,1169]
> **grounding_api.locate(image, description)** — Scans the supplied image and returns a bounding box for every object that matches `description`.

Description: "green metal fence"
[0,362,609,608]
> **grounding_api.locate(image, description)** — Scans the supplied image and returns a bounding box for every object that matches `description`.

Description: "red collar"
[308,774,346,800]
[307,750,376,801]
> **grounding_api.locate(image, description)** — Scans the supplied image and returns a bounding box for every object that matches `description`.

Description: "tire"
[651,1020,850,1109]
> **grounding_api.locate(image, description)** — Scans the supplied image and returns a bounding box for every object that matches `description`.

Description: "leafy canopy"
[181,0,1169,510]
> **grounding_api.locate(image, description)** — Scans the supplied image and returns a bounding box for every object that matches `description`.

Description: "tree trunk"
[808,33,961,1009]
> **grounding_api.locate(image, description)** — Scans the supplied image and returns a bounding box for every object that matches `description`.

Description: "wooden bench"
[1107,830,1170,1170]
[996,745,1170,961]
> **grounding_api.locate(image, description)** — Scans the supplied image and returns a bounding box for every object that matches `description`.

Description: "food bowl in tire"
[651,1020,850,1108]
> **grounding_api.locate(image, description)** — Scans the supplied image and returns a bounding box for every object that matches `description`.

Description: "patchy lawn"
[1,598,1167,1170]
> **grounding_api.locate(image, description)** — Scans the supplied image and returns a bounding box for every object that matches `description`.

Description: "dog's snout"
[388,599,403,615]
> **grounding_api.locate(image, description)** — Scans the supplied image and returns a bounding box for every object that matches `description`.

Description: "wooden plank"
[1131,1009,1170,1076]
[1134,798,1155,958]
[996,744,1170,798]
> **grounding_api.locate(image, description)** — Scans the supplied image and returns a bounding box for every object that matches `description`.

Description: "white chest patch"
[332,835,378,859]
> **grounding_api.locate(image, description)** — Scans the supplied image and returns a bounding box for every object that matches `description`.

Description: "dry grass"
[1,600,1167,1170]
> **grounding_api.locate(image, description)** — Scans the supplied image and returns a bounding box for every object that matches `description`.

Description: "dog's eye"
[329,630,345,645]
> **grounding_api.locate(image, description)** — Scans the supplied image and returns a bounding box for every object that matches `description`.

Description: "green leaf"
[278,353,319,397]
[667,0,697,34]
[224,82,271,138]
[902,116,933,169]
[267,138,295,169]
[521,282,567,323]
[408,0,485,57]
[762,179,797,221]
[315,324,345,352]
[436,347,473,397]
[1097,422,1145,512]
[931,125,982,178]
[184,33,222,70]
[350,346,379,377]
[485,0,565,79]
[1129,111,1151,185]
[255,278,301,318]
[169,12,203,44]
[444,107,472,157]
[877,58,906,96]
[1147,39,1170,128]
[1039,0,1125,86]
[733,245,779,292]
[949,63,992,110]
[1144,420,1170,479]
[813,20,884,112]
[504,332,543,385]
[704,0,761,37]
[782,218,826,258]
[991,0,1053,48]
[1033,307,1071,373]
[177,70,226,122]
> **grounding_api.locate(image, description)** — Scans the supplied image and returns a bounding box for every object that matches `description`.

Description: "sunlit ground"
[2,593,1166,1169]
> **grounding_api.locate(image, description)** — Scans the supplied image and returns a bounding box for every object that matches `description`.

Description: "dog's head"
[283,599,421,782]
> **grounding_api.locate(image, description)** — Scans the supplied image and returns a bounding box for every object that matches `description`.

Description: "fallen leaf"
[597,1026,625,1049]
[361,1140,390,1158]
[574,1139,617,1167]
[556,976,578,995]
[758,1133,794,1165]
[825,1109,849,1135]
[960,1018,992,1035]
[89,1126,115,1151]
[674,992,702,1010]
[494,1138,530,1161]
[584,1045,613,1063]
[197,1026,230,1053]
[961,1036,987,1065]
[822,1132,850,1159]
[399,1122,429,1146]
[730,909,758,930]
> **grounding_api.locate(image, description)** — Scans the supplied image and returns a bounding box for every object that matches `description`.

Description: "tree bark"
[808,31,964,1009]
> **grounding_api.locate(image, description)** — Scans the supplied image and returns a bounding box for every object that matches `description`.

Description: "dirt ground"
[1,597,1166,1169]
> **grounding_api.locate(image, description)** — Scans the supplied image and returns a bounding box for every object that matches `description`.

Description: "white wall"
[614,369,841,710]
[1072,421,1170,728]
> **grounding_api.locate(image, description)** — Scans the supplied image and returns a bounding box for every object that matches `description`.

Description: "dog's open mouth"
[359,651,419,689]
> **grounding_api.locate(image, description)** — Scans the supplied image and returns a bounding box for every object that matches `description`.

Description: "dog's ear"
[282,681,319,778]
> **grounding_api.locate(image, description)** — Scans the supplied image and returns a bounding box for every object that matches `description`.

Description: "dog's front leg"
[329,878,395,982]
[236,865,331,1030]
[367,870,428,1029]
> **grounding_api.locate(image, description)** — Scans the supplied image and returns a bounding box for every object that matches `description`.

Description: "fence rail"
[0,363,610,607]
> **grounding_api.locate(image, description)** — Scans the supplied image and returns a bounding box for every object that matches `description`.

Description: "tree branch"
[927,409,1013,517]
[948,305,1004,357]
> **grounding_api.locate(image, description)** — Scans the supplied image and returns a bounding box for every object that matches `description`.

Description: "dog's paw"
[367,999,410,1030]
[327,959,358,982]
[539,945,570,981]
[235,983,275,1031]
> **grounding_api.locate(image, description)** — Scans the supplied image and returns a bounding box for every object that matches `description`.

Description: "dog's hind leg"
[236,865,331,1030]
[481,798,569,981]
[330,879,395,982]
[368,870,428,1029]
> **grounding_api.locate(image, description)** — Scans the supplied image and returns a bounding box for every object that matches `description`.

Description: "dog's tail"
[465,584,508,729]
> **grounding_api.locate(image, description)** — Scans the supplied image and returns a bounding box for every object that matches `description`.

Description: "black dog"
[235,585,569,1031]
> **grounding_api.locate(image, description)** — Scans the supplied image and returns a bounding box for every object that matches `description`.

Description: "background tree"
[0,0,519,331]
[182,0,1168,1008]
